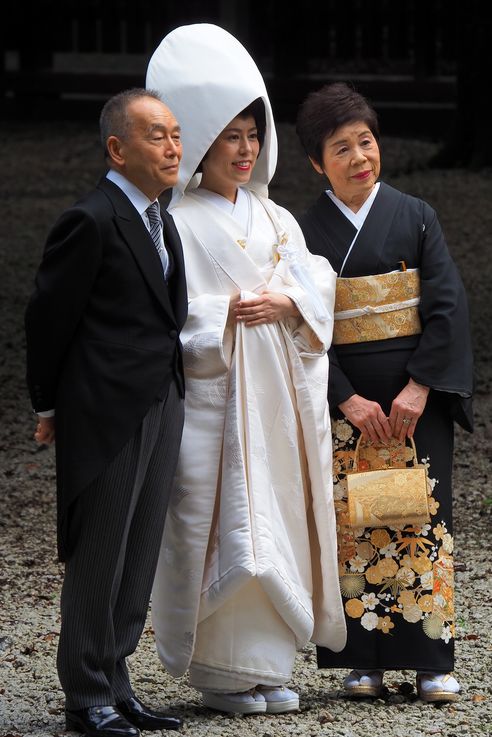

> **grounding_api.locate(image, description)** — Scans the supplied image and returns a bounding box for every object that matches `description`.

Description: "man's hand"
[34,416,55,445]
[235,291,299,326]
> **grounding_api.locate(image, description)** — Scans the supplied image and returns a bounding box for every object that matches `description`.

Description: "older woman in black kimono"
[295,82,474,703]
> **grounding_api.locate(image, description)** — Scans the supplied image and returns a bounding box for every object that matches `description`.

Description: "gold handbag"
[346,436,431,529]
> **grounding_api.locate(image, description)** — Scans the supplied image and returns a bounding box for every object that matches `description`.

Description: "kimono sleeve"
[406,203,474,430]
[171,210,236,377]
[327,346,357,409]
[180,294,233,378]
[269,205,337,355]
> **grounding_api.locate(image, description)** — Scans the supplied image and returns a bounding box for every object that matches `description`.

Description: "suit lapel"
[97,178,177,322]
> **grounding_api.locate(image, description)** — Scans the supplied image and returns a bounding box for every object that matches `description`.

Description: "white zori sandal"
[343,669,384,698]
[201,688,266,714]
[416,673,460,702]
[256,685,300,713]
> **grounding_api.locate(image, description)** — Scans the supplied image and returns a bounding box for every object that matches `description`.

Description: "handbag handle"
[351,435,420,472]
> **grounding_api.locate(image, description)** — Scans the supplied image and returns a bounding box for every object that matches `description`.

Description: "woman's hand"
[34,416,55,445]
[339,394,392,444]
[235,290,299,326]
[389,378,429,441]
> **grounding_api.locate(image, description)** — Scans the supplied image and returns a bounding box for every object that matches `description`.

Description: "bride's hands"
[234,290,299,326]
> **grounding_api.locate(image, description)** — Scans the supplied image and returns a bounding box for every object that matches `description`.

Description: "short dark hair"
[296,82,379,165]
[196,97,267,174]
[238,97,266,150]
[99,88,163,159]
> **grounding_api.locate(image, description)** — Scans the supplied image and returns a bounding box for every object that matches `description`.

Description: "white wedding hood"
[146,23,278,204]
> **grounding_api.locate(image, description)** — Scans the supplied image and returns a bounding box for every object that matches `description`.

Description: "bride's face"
[199,114,260,202]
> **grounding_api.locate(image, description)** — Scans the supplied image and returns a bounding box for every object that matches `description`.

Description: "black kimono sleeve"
[406,202,474,430]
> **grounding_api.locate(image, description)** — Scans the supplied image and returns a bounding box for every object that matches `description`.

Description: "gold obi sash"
[333,268,422,345]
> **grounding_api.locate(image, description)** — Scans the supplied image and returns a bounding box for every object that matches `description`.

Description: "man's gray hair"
[99,88,163,159]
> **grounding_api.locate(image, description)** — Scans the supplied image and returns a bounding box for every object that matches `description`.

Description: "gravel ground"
[0,120,491,737]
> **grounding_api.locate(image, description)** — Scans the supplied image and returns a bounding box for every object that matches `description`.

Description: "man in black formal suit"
[25,89,187,736]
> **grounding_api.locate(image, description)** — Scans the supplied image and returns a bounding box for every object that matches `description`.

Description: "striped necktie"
[146,201,169,278]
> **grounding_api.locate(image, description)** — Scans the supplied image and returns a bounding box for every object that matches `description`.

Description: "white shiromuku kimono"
[147,23,346,692]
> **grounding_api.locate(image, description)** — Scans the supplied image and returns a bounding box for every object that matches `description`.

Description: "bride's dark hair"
[238,97,266,149]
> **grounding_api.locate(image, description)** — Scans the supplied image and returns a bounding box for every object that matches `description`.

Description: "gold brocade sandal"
[343,669,384,698]
[416,673,460,703]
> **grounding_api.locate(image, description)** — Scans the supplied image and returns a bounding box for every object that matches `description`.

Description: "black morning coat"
[25,177,188,560]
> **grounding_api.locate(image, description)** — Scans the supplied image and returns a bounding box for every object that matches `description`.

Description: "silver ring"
[402,417,411,425]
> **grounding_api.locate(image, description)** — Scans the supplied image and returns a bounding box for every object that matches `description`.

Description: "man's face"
[114,97,182,200]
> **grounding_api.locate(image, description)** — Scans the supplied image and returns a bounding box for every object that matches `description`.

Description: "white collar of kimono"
[326,181,380,230]
[193,187,251,234]
[146,23,278,207]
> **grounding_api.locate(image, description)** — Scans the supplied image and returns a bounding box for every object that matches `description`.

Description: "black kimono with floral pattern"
[299,182,474,671]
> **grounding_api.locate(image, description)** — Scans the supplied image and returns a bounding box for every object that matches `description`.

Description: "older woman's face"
[199,114,260,203]
[310,121,380,208]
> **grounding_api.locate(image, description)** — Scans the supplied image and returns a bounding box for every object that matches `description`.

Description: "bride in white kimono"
[146,24,346,715]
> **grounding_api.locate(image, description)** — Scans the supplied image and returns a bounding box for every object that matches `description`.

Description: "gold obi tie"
[333,268,422,345]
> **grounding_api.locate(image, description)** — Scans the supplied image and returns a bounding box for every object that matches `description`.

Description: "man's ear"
[308,156,324,175]
[106,136,125,167]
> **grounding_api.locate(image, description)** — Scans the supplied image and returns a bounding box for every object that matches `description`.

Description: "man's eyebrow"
[147,123,181,134]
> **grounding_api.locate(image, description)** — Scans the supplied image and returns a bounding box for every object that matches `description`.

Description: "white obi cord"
[335,296,421,321]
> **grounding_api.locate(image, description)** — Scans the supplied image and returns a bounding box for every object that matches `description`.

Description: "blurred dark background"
[1,0,490,166]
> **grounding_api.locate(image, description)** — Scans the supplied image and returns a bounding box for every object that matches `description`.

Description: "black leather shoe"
[116,696,181,731]
[66,705,140,737]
